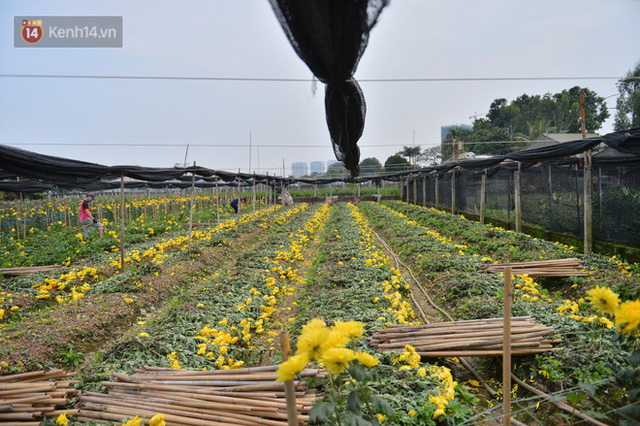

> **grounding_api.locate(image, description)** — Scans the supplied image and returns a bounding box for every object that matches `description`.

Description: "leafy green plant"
[58,343,84,367]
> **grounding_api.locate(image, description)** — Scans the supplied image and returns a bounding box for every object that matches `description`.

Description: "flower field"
[1,196,639,425]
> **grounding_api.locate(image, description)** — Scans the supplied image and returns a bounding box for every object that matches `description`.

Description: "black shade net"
[269,0,389,176]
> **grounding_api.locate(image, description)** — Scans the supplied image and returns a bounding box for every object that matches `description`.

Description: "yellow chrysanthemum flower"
[121,416,142,426]
[615,300,640,335]
[586,286,620,315]
[296,326,330,359]
[149,413,166,426]
[332,320,365,341]
[55,412,69,425]
[355,351,378,367]
[320,347,356,375]
[276,353,308,381]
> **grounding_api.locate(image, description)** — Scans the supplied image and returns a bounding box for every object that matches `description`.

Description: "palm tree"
[398,146,421,166]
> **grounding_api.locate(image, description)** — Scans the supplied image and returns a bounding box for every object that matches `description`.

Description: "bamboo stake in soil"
[503,267,512,426]
[279,332,298,426]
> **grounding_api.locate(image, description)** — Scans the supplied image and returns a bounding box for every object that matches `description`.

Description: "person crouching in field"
[80,193,103,238]
[230,196,246,214]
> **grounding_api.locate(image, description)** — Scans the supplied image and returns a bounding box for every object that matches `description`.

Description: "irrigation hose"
[370,228,498,398]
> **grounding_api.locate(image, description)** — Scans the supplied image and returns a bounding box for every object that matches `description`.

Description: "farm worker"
[80,193,104,238]
[230,196,246,214]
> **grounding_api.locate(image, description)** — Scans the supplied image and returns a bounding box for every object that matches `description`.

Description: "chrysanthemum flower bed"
[283,203,479,424]
[358,200,640,422]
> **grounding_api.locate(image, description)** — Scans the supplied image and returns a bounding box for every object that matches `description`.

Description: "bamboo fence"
[77,365,324,425]
[368,317,559,357]
[0,369,78,424]
[477,258,587,277]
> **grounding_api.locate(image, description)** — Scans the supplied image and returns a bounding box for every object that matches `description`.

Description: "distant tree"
[614,60,640,130]
[418,146,442,166]
[551,87,609,133]
[398,146,421,166]
[359,157,382,175]
[326,162,347,177]
[384,154,410,172]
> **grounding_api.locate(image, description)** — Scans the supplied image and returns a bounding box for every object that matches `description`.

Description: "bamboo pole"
[503,266,512,425]
[515,162,522,233]
[435,174,439,209]
[584,149,593,254]
[279,332,298,426]
[480,169,487,224]
[451,169,456,214]
[120,174,125,273]
[187,161,196,248]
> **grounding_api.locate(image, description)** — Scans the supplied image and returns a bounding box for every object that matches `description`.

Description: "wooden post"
[413,175,418,205]
[314,183,317,198]
[435,174,440,210]
[503,266,512,425]
[422,173,427,207]
[279,332,299,426]
[584,150,593,254]
[548,165,554,230]
[451,170,456,214]
[515,162,522,233]
[120,174,125,273]
[400,176,404,202]
[215,176,220,232]
[187,162,196,248]
[252,173,256,214]
[598,166,602,236]
[480,169,487,224]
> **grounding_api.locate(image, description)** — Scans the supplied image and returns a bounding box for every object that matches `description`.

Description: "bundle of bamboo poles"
[0,369,78,424]
[77,365,324,425]
[369,317,559,357]
[478,258,586,277]
[0,265,67,277]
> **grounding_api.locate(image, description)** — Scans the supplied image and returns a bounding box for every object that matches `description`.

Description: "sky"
[1,0,640,177]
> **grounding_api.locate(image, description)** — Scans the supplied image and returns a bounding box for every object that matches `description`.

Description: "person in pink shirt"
[80,193,103,238]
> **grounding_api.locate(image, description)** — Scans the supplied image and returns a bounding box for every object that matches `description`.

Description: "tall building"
[310,161,325,175]
[291,162,308,178]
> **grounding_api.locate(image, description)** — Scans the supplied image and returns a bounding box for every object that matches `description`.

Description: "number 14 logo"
[21,20,43,44]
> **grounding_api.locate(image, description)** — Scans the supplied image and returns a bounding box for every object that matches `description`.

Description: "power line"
[0,142,443,148]
[1,73,638,83]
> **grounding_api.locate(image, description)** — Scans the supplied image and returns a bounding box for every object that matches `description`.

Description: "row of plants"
[281,203,480,425]
[0,203,301,371]
[358,200,639,423]
[0,192,256,268]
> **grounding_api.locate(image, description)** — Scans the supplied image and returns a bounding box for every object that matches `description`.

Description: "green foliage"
[58,343,84,367]
[614,59,640,130]
[384,155,411,172]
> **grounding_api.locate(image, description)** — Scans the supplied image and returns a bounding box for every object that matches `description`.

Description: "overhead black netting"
[269,0,389,177]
